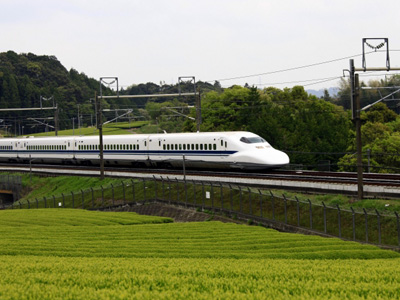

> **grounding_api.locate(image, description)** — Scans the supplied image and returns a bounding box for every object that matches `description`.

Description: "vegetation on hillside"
[2,51,400,171]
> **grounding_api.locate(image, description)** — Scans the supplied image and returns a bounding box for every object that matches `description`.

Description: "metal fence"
[8,176,400,248]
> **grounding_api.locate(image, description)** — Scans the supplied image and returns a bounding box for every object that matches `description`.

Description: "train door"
[143,138,149,163]
[219,137,226,151]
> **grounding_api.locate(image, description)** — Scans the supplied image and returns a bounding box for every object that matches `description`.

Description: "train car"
[0,131,289,170]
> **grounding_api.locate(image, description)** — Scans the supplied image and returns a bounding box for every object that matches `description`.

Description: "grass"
[27,121,149,137]
[0,209,399,299]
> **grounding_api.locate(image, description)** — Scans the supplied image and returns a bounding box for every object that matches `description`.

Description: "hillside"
[0,51,219,136]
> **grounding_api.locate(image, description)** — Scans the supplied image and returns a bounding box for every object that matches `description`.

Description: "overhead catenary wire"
[206,52,375,83]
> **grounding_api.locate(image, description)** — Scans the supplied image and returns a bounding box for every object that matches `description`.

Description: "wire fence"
[7,176,400,249]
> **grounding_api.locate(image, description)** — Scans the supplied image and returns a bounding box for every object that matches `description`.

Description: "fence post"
[62,193,65,208]
[220,183,223,210]
[376,209,381,245]
[239,186,243,214]
[308,199,312,229]
[229,184,233,212]
[322,202,327,234]
[201,181,205,208]
[269,191,275,220]
[153,176,157,201]
[71,191,74,208]
[395,212,400,247]
[283,194,287,224]
[91,188,94,208]
[295,196,300,227]
[122,181,126,205]
[258,189,263,218]
[193,180,196,206]
[337,204,341,238]
[111,184,115,206]
[363,208,369,243]
[143,178,147,203]
[161,177,165,201]
[351,207,356,241]
[130,179,135,203]
[168,179,172,205]
[185,180,188,208]
[247,187,252,216]
[101,186,104,207]
[210,182,214,210]
[53,195,56,208]
[175,178,179,203]
[81,189,85,209]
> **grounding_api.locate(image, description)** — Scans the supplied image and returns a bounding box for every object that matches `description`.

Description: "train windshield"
[240,136,269,145]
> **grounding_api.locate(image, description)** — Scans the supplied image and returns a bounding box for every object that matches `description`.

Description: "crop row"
[0,210,397,260]
[0,256,400,300]
[0,209,172,226]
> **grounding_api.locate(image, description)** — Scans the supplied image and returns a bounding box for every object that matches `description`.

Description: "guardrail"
[8,176,400,249]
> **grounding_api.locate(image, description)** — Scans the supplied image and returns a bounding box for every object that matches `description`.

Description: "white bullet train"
[0,131,289,170]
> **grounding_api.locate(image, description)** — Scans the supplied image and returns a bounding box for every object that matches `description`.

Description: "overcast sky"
[2,0,400,91]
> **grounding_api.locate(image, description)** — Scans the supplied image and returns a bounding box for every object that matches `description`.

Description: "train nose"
[274,150,290,165]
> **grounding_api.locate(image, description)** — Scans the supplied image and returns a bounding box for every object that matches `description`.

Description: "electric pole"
[96,92,104,180]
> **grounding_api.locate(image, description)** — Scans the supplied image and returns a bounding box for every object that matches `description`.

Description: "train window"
[196,144,199,150]
[221,140,223,146]
[137,145,139,150]
[191,144,194,150]
[240,137,266,144]
[117,145,119,150]
[213,144,217,150]
[200,144,203,150]
[163,145,166,150]
[179,144,182,150]
[159,141,161,147]
[167,144,170,150]
[144,141,147,147]
[225,142,227,148]
[209,144,212,150]
[183,144,186,150]
[68,142,70,147]
[204,144,207,150]
[130,145,132,150]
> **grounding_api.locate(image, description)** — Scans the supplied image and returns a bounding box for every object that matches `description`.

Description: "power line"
[206,52,372,83]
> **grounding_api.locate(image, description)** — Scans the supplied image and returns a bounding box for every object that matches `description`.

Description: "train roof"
[0,131,259,142]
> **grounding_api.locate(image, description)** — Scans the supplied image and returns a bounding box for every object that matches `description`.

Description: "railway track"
[1,163,400,198]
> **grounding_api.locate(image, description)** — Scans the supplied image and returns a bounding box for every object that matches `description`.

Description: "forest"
[1,50,400,172]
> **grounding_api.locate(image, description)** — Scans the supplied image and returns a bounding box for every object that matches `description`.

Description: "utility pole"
[349,38,400,200]
[95,92,104,180]
[54,103,59,136]
[196,90,201,132]
[349,59,363,199]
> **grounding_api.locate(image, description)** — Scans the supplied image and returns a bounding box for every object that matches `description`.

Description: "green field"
[28,121,149,137]
[0,209,399,299]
